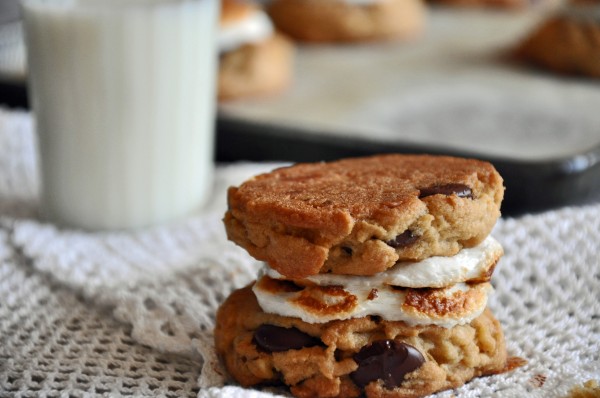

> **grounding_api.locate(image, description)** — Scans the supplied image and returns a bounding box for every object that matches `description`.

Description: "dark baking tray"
[216,115,600,217]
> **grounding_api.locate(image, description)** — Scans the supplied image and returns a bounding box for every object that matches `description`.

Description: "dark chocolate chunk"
[367,289,379,300]
[386,230,418,248]
[419,184,473,199]
[350,340,425,389]
[253,325,321,352]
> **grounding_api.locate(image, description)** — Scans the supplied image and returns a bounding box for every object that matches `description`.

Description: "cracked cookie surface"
[215,285,507,398]
[224,154,504,278]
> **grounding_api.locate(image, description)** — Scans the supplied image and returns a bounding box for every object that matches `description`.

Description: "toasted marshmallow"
[265,236,503,289]
[253,276,492,327]
[219,4,273,53]
[253,238,501,327]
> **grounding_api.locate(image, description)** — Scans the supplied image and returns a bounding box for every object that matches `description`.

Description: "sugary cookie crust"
[267,0,425,43]
[218,33,294,101]
[215,285,507,398]
[224,155,504,278]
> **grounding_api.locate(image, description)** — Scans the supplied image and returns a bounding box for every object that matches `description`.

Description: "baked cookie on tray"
[224,154,504,278]
[266,0,425,43]
[513,1,600,78]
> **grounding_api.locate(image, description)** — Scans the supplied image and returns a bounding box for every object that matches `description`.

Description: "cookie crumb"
[528,374,547,388]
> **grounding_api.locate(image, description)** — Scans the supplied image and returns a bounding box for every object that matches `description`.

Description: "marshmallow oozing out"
[265,236,503,289]
[253,237,502,327]
[253,276,492,327]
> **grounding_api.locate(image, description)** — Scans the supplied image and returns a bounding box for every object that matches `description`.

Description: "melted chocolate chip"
[367,289,379,300]
[253,325,321,353]
[386,230,418,248]
[350,340,425,389]
[419,184,473,199]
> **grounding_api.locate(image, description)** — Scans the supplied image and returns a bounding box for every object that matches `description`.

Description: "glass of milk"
[21,0,219,230]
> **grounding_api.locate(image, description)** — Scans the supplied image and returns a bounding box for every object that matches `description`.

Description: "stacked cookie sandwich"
[216,154,508,398]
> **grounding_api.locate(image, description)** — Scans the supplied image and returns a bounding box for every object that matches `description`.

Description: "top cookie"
[224,154,504,278]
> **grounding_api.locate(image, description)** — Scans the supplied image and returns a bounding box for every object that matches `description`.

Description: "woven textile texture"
[0,108,599,398]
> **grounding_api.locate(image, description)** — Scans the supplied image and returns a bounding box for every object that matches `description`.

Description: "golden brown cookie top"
[229,155,500,230]
[225,154,504,278]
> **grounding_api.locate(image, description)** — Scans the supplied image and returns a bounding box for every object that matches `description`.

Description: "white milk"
[22,0,219,230]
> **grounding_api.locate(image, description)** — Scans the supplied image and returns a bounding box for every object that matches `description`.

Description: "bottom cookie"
[215,284,507,398]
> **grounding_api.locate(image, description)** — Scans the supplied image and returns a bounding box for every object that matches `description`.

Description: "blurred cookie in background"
[218,0,294,100]
[513,0,600,77]
[266,0,426,43]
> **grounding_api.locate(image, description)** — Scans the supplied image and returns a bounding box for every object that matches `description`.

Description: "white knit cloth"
[0,107,598,398]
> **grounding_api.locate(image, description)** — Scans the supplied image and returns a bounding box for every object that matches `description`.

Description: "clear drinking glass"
[21,0,219,230]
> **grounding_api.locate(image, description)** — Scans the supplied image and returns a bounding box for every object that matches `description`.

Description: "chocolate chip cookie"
[224,154,504,278]
[215,285,507,398]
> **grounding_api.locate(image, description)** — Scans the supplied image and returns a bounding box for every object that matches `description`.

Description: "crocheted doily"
[0,108,599,398]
